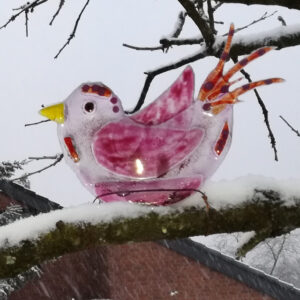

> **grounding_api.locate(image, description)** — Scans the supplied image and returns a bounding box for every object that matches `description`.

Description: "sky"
[0,1,299,206]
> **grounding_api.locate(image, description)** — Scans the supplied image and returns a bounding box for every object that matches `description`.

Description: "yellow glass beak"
[39,103,64,124]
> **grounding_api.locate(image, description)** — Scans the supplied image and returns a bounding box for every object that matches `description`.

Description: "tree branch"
[177,0,215,47]
[235,66,278,161]
[0,186,300,278]
[126,49,208,114]
[54,0,90,59]
[279,115,300,137]
[216,0,300,10]
[125,11,277,52]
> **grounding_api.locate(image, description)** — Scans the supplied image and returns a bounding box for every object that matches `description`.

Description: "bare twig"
[28,154,63,161]
[126,49,208,114]
[50,0,65,26]
[11,154,64,182]
[25,119,51,127]
[265,235,286,275]
[207,0,216,33]
[25,9,29,37]
[238,67,279,161]
[123,44,165,51]
[54,0,90,59]
[279,115,300,137]
[277,16,287,26]
[0,0,47,31]
[172,11,188,38]
[234,11,277,34]
[213,2,223,11]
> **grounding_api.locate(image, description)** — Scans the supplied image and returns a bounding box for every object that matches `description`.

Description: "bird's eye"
[84,102,95,113]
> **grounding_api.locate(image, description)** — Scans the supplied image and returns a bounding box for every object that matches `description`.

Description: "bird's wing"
[92,120,204,178]
[130,66,194,126]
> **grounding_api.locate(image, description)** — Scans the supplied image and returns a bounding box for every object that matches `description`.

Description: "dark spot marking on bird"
[221,52,229,61]
[202,103,211,111]
[264,79,273,85]
[113,106,119,113]
[242,84,250,91]
[220,85,229,94]
[82,84,112,97]
[239,58,248,66]
[82,85,89,92]
[203,81,214,91]
[257,48,266,56]
[110,97,118,104]
[215,121,229,156]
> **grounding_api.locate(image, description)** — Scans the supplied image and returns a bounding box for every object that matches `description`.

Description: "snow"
[213,23,300,51]
[0,201,171,248]
[213,24,300,55]
[191,231,255,257]
[198,175,300,209]
[235,23,300,46]
[1,175,300,249]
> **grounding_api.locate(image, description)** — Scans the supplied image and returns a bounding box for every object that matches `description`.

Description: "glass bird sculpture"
[40,24,283,205]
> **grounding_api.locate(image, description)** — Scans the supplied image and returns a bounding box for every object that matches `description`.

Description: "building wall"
[10,242,274,300]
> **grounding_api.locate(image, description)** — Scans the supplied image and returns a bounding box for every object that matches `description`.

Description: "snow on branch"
[1,176,300,278]
[216,0,300,11]
[227,23,300,56]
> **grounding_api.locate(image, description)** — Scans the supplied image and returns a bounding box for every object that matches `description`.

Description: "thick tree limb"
[0,187,300,278]
[177,0,215,47]
[216,0,300,10]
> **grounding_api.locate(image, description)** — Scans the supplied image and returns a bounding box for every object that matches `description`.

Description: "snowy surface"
[192,230,300,289]
[0,202,170,248]
[1,175,300,249]
[213,23,300,50]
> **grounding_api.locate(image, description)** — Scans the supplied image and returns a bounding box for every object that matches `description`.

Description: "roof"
[159,238,300,300]
[0,180,62,214]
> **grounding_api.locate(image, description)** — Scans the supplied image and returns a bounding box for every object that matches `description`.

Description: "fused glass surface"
[40,24,283,205]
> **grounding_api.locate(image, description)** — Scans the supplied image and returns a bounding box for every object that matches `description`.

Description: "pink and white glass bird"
[40,24,283,205]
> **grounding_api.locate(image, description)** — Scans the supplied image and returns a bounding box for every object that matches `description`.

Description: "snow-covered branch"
[228,24,300,56]
[1,176,300,279]
[216,0,300,11]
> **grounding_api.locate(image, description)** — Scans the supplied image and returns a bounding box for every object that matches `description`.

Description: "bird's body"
[40,24,283,205]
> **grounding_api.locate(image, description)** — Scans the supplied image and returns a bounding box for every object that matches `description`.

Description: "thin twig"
[213,2,223,11]
[25,119,51,127]
[123,44,164,51]
[279,115,300,137]
[54,0,90,59]
[50,0,65,25]
[207,0,216,33]
[11,154,64,182]
[172,11,188,38]
[0,0,47,31]
[277,16,287,26]
[28,154,63,161]
[25,9,29,37]
[237,66,279,161]
[234,11,277,34]
[126,49,208,114]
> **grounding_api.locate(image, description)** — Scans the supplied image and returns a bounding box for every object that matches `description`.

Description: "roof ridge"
[159,238,300,300]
